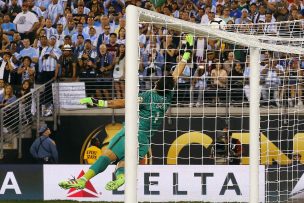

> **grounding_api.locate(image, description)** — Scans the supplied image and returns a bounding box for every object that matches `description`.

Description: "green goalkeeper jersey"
[138,90,174,137]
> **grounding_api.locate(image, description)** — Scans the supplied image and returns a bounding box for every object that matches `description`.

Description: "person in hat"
[57,44,77,80]
[30,124,58,164]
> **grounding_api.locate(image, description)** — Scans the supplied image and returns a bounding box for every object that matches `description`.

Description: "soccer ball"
[209,18,226,30]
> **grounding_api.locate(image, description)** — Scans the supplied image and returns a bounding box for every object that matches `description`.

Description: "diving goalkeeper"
[58,34,194,191]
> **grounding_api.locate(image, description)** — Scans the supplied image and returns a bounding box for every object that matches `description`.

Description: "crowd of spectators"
[0,0,303,109]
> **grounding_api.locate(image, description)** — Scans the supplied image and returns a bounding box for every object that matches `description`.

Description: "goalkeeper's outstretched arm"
[80,97,125,108]
[172,34,193,82]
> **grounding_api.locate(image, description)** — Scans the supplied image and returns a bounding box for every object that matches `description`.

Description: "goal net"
[125,5,304,203]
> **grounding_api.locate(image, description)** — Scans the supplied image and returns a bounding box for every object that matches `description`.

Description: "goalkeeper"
[58,34,194,191]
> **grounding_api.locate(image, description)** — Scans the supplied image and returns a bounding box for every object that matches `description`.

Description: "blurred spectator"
[1,14,16,42]
[35,0,50,13]
[12,31,23,52]
[254,4,267,23]
[55,23,65,48]
[0,79,4,95]
[46,0,64,26]
[88,27,98,48]
[260,58,283,107]
[0,84,17,108]
[286,58,303,107]
[162,34,177,75]
[83,17,97,36]
[223,52,238,75]
[17,56,35,84]
[96,24,110,49]
[95,43,113,100]
[83,137,102,164]
[116,27,125,45]
[205,51,217,74]
[78,39,97,73]
[58,10,73,29]
[248,3,258,22]
[106,32,118,60]
[191,65,208,107]
[19,38,39,64]
[72,23,89,44]
[235,8,252,24]
[73,1,90,16]
[114,17,126,35]
[30,124,58,164]
[16,79,31,98]
[42,18,57,39]
[64,20,76,36]
[0,51,18,85]
[13,1,39,43]
[230,62,245,102]
[40,35,62,82]
[113,44,125,99]
[221,6,234,23]
[28,0,43,19]
[7,0,22,20]
[264,12,277,34]
[74,34,85,58]
[58,44,77,80]
[17,79,32,124]
[34,34,48,57]
[0,27,10,52]
[215,4,224,18]
[210,62,228,102]
[230,1,242,19]
[200,6,212,24]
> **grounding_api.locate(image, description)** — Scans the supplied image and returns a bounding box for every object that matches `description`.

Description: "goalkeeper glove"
[182,34,194,62]
[80,97,108,107]
[185,34,194,47]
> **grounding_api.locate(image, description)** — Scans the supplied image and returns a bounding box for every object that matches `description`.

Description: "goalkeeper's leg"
[58,149,117,189]
[105,133,150,191]
[105,161,125,191]
[59,129,127,190]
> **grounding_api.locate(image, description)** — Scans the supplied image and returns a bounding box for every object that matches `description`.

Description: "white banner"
[52,82,87,109]
[44,165,265,202]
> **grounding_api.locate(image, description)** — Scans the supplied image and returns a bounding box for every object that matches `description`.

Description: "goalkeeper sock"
[89,156,111,176]
[83,169,96,181]
[115,167,125,178]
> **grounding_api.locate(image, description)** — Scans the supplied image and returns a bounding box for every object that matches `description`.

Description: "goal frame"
[125,5,304,203]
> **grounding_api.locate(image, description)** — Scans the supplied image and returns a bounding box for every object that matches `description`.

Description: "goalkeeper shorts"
[107,127,149,161]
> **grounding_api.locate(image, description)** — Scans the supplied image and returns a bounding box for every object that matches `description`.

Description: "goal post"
[125,5,304,203]
[125,5,139,203]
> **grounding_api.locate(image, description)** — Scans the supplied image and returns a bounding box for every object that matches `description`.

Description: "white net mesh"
[131,8,304,203]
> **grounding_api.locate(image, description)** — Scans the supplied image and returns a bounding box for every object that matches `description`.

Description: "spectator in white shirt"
[263,12,277,34]
[46,0,64,26]
[55,23,65,48]
[28,0,43,18]
[13,1,39,43]
[260,59,283,106]
[58,10,73,29]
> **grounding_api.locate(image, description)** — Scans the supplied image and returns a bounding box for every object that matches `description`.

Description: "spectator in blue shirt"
[19,38,39,64]
[230,1,242,19]
[72,23,89,44]
[1,14,16,42]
